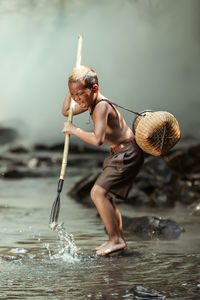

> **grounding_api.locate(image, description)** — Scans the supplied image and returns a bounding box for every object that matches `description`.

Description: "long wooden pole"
[60,35,83,180]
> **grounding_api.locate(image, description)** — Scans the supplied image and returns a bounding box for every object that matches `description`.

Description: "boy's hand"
[62,121,76,135]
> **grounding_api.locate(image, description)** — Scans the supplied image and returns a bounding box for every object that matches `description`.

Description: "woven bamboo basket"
[133,111,181,156]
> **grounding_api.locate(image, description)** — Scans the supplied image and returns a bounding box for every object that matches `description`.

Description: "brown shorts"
[95,139,144,200]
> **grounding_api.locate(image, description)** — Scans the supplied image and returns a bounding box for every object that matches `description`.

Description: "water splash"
[134,286,166,299]
[9,248,27,254]
[46,223,80,263]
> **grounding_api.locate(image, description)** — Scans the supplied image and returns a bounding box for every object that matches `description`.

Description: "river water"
[0,159,200,299]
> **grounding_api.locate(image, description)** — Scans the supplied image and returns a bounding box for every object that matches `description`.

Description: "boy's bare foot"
[96,238,127,256]
[96,242,107,250]
[96,241,127,251]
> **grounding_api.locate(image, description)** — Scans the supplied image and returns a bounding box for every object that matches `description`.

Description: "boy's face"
[68,80,94,110]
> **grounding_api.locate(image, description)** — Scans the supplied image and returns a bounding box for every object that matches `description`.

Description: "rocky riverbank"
[68,144,200,214]
[0,139,187,240]
[0,140,199,214]
[0,124,199,218]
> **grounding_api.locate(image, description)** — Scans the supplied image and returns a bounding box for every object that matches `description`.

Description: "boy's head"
[68,65,98,89]
[68,65,99,109]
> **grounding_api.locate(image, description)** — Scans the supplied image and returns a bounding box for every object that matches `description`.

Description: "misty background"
[0,0,200,148]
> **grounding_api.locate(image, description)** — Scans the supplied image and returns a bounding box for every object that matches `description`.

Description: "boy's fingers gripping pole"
[49,35,83,229]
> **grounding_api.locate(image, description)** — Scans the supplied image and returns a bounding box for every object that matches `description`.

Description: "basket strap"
[90,99,143,117]
[110,101,143,116]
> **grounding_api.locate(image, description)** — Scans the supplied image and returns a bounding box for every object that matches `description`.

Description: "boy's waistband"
[110,139,135,154]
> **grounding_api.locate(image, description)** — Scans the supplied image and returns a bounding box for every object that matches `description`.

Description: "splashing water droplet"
[47,223,80,263]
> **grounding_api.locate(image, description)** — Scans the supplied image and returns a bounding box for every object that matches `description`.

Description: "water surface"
[0,176,199,299]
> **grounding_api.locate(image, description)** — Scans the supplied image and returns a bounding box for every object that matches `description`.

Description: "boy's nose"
[74,96,80,102]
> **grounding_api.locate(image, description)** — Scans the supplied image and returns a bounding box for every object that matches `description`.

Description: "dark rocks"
[0,126,18,145]
[68,156,179,207]
[0,152,62,179]
[164,144,200,174]
[137,156,175,186]
[128,156,178,207]
[175,173,200,207]
[0,140,105,179]
[34,142,107,154]
[122,215,184,239]
[132,286,165,299]
[125,188,150,206]
[0,166,55,179]
[2,168,25,179]
[189,201,200,216]
[180,187,199,205]
[1,139,200,211]
[9,145,29,153]
[68,173,100,207]
[34,143,62,152]
[192,206,200,216]
[117,153,186,207]
[67,144,200,208]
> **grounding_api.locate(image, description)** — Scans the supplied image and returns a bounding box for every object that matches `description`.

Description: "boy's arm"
[62,91,87,116]
[62,102,108,146]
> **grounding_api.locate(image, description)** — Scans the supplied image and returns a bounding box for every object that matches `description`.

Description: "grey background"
[0,0,199,147]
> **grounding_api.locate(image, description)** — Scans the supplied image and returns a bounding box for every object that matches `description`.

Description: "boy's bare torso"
[91,99,134,148]
[62,80,134,149]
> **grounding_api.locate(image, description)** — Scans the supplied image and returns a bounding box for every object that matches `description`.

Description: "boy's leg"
[90,184,127,256]
[110,198,127,247]
[96,196,127,250]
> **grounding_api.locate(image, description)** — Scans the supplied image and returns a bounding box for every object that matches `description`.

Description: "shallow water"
[0,176,200,299]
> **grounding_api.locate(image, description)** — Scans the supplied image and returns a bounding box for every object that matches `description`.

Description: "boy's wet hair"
[68,65,99,89]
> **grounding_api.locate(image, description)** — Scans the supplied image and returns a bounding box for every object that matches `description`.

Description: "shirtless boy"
[62,65,144,256]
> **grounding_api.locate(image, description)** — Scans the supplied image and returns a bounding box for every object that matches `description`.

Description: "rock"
[0,156,25,167]
[164,144,200,174]
[132,286,165,299]
[122,215,184,239]
[175,172,200,205]
[1,168,24,179]
[67,157,101,169]
[126,188,150,206]
[192,207,200,216]
[68,172,100,207]
[163,146,200,206]
[0,165,57,179]
[9,145,29,153]
[1,141,199,209]
[25,156,56,168]
[127,185,177,207]
[34,144,51,151]
[66,151,200,207]
[135,156,177,189]
[126,156,178,206]
[67,156,180,207]
[67,157,178,207]
[26,158,40,168]
[189,201,200,216]
[149,188,176,207]
[0,127,18,145]
[180,187,199,205]
[34,142,108,154]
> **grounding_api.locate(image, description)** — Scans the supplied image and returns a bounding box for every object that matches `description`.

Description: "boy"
[62,65,143,256]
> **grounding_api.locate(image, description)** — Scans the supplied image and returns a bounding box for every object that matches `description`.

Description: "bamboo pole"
[60,35,83,180]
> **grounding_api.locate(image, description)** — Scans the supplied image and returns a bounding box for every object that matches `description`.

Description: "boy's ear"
[93,84,98,92]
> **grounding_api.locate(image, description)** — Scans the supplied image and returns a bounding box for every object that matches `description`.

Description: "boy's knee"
[90,184,99,200]
[90,184,106,201]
